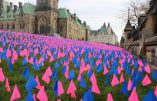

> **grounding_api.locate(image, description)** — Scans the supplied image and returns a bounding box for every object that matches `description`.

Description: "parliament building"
[0,0,90,41]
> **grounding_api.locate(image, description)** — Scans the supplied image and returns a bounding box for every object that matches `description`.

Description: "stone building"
[0,0,90,41]
[89,22,118,45]
[58,8,90,41]
[120,0,157,65]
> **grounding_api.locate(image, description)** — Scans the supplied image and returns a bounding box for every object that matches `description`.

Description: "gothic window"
[7,24,9,29]
[0,25,3,29]
[12,24,15,29]
[20,20,25,29]
[155,15,157,34]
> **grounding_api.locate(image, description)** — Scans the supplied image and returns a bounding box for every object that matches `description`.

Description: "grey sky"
[9,0,130,41]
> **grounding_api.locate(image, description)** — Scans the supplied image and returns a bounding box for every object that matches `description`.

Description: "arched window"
[7,24,9,29]
[0,25,3,29]
[12,24,15,29]
[20,20,25,29]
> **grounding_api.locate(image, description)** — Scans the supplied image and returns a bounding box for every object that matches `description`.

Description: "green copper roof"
[58,8,70,18]
[98,23,108,34]
[23,3,35,15]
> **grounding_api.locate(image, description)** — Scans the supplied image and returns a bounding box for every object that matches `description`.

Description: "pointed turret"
[98,22,107,34]
[124,20,133,32]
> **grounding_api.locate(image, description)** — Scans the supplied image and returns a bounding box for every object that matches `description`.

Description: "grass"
[0,54,156,101]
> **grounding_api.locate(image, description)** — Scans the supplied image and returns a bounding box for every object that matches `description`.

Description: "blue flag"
[96,64,103,72]
[80,74,87,89]
[62,66,67,75]
[55,62,59,69]
[25,92,34,101]
[75,61,81,69]
[52,79,58,96]
[22,57,28,66]
[83,88,94,101]
[22,67,29,79]
[142,90,157,101]
[68,69,75,80]
[87,69,93,78]
[25,75,38,92]
[105,74,110,86]
[52,68,57,80]
[152,70,157,81]
[120,81,129,96]
[8,59,13,72]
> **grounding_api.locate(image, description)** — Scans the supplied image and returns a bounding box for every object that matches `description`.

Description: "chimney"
[13,5,17,13]
[18,2,23,10]
[84,21,86,26]
[74,13,76,19]
[10,2,13,9]
[67,9,70,13]
[7,5,10,13]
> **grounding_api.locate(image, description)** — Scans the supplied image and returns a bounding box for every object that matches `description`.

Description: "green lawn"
[0,55,156,101]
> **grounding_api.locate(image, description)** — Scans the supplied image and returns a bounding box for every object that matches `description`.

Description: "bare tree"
[121,0,150,26]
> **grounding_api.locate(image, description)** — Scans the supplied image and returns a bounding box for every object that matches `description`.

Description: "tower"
[50,0,58,34]
[35,0,58,34]
[0,0,3,16]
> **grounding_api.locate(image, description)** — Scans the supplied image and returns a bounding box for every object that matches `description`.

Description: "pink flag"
[128,87,139,101]
[71,91,76,99]
[92,83,100,94]
[90,73,97,83]
[42,67,52,84]
[5,77,11,92]
[107,93,113,101]
[103,66,109,75]
[77,73,82,81]
[7,49,11,58]
[142,74,152,86]
[49,56,54,63]
[45,67,52,76]
[42,73,50,84]
[154,85,157,97]
[58,81,64,96]
[33,94,36,101]
[37,86,48,101]
[128,79,132,91]
[120,73,124,83]
[28,57,33,65]
[35,76,42,89]
[0,68,5,82]
[10,84,21,101]
[117,67,123,74]
[111,75,119,87]
[67,80,76,94]
[138,66,142,72]
[145,65,151,74]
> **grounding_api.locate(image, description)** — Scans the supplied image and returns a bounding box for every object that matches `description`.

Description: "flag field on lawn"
[0,30,157,101]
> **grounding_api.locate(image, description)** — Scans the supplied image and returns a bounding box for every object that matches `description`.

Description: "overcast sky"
[9,0,131,41]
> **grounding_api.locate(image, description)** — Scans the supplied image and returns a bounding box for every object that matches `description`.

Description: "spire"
[103,22,106,27]
[107,22,111,28]
[124,8,133,32]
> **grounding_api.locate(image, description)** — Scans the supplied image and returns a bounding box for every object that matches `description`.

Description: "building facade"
[0,0,90,41]
[89,23,118,45]
[120,0,157,65]
[58,8,90,41]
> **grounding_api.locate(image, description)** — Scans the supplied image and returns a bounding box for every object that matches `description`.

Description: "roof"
[98,22,108,34]
[58,8,70,19]
[23,3,35,15]
[0,2,35,21]
[91,30,98,35]
[58,8,90,29]
[124,20,133,31]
